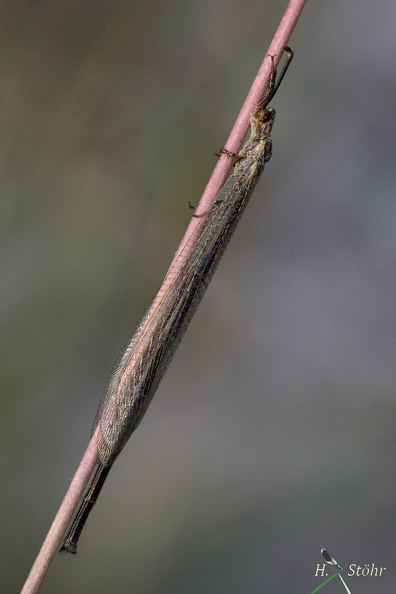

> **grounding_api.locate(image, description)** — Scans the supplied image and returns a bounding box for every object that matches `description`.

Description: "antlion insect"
[61,46,294,554]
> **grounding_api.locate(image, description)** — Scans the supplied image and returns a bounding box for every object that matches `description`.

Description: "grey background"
[2,1,395,592]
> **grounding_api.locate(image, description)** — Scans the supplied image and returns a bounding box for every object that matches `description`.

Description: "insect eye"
[262,107,276,122]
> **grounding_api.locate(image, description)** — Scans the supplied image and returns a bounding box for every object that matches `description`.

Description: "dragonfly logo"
[320,546,342,571]
[312,547,351,593]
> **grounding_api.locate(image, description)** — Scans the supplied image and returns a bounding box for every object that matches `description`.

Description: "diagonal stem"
[20,1,307,592]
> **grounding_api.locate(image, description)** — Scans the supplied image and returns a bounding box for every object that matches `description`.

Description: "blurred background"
[2,1,396,592]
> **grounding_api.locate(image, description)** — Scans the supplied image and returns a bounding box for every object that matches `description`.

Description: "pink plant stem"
[20,428,99,594]
[20,1,306,592]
